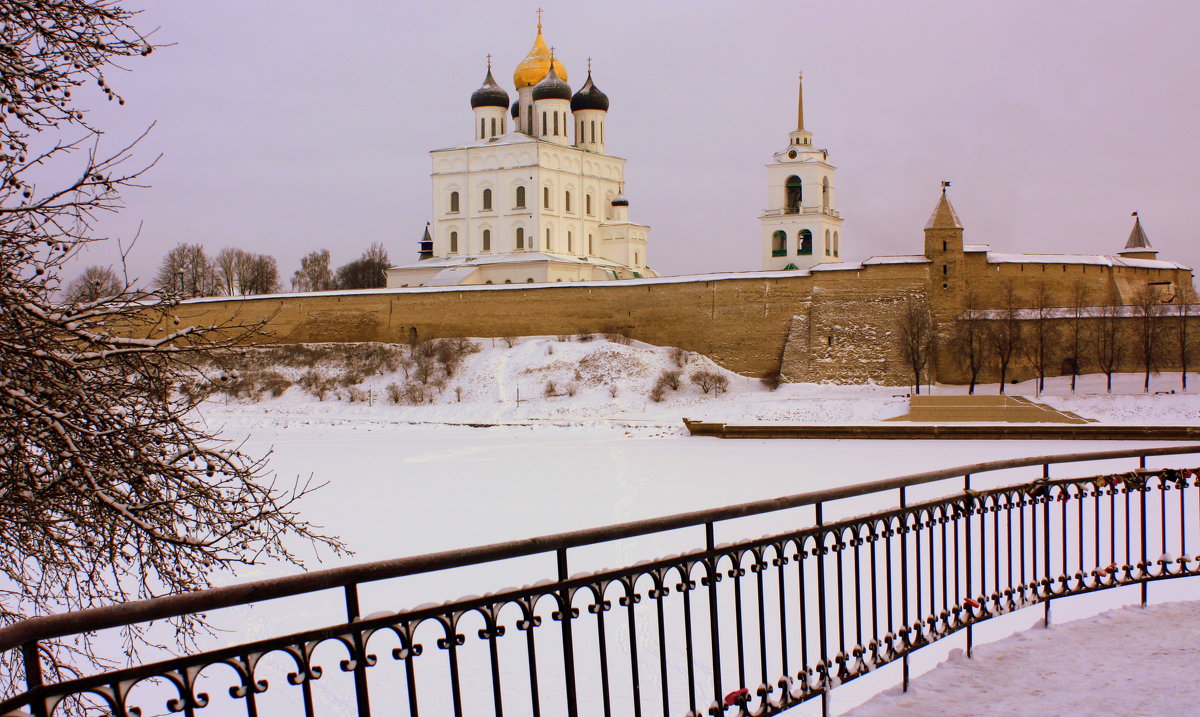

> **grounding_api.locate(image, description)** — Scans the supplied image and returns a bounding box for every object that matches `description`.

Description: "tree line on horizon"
[64,243,392,301]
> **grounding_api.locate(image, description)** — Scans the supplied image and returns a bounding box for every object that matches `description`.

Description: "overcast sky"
[78,0,1200,286]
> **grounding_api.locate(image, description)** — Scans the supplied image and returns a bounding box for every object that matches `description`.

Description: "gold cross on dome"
[587,57,592,73]
[486,53,492,70]
[536,8,543,28]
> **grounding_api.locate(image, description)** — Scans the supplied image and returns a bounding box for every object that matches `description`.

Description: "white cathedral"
[385,19,655,288]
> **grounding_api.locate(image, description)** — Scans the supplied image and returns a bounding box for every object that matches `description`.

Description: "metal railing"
[3,445,1200,716]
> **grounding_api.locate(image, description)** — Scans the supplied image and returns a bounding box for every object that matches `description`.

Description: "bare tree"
[156,243,219,297]
[1093,287,1126,393]
[63,264,124,302]
[214,247,249,296]
[1022,283,1059,395]
[291,249,336,292]
[987,282,1023,394]
[241,253,281,295]
[335,243,390,290]
[1131,283,1167,393]
[1173,282,1196,391]
[0,1,345,698]
[896,294,934,394]
[1065,280,1091,393]
[953,288,988,394]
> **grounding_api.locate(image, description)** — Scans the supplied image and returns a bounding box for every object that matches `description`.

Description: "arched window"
[479,118,485,140]
[825,229,831,256]
[833,231,840,257]
[785,176,802,214]
[449,191,460,213]
[591,120,597,142]
[553,111,559,135]
[450,231,459,253]
[504,279,512,284]
[588,234,594,254]
[526,278,534,283]
[516,227,525,250]
[822,177,830,211]
[565,191,571,213]
[482,188,492,211]
[634,251,639,265]
[515,186,526,208]
[567,231,573,253]
[771,230,787,257]
[797,229,813,255]
[482,229,491,251]
[542,111,548,136]
[545,227,552,251]
[490,117,497,136]
[586,194,593,215]
[543,187,550,209]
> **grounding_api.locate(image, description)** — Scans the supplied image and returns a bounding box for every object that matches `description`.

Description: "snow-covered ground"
[114,338,1200,714]
[845,600,1200,717]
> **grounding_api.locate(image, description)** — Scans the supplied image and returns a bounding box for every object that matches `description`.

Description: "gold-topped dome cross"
[513,8,568,89]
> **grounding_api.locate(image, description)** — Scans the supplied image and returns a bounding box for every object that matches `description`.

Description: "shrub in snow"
[608,384,619,398]
[670,347,689,368]
[347,387,370,403]
[691,370,729,395]
[761,369,784,392]
[658,369,682,391]
[501,336,516,348]
[577,331,594,342]
[544,380,558,397]
[386,382,404,404]
[566,383,577,397]
[649,382,666,402]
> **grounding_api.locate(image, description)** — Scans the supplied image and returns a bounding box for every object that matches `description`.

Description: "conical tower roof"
[470,68,510,109]
[571,71,610,112]
[1124,213,1152,250]
[925,186,963,230]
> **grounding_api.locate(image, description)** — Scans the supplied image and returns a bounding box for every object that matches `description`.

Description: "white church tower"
[760,74,843,270]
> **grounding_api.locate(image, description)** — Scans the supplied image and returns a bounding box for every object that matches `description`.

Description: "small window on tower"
[586,194,593,215]
[482,188,492,211]
[565,191,571,213]
[516,186,526,208]
[516,227,525,250]
[544,187,550,209]
[483,229,491,252]
[449,191,459,213]
[450,231,458,253]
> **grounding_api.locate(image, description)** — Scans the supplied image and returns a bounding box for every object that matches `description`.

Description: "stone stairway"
[883,395,1093,424]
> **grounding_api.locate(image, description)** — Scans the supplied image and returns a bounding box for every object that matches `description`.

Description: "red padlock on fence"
[724,688,750,706]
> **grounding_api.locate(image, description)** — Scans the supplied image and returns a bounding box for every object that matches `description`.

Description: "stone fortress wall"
[170,193,1195,387]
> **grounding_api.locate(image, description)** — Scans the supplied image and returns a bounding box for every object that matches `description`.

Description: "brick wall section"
[167,256,1192,386]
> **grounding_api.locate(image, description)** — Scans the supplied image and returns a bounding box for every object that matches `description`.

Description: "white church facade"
[386,19,654,288]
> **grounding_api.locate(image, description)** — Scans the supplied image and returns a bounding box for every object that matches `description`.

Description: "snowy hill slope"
[189,336,1200,427]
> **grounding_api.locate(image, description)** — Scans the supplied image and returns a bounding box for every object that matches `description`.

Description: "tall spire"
[796,72,805,131]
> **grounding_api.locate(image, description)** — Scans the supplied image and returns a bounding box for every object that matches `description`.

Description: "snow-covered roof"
[862,255,932,266]
[421,266,480,286]
[986,253,1114,266]
[430,131,538,152]
[388,251,627,271]
[984,252,1190,270]
[963,244,990,253]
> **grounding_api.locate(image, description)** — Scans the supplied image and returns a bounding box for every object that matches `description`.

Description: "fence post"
[705,521,723,711]
[816,502,831,717]
[344,584,373,717]
[1141,463,1149,608]
[557,548,580,717]
[899,486,910,692]
[1042,463,1052,628]
[963,474,973,659]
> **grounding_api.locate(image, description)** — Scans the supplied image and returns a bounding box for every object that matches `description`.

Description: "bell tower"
[759,74,843,271]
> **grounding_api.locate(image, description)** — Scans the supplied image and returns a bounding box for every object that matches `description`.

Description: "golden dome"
[513,24,568,89]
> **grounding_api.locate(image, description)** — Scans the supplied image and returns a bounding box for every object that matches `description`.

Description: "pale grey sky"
[80,0,1200,285]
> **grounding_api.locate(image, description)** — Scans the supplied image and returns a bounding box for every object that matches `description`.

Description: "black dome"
[570,73,609,112]
[611,194,629,207]
[510,100,519,118]
[470,69,509,109]
[532,65,572,102]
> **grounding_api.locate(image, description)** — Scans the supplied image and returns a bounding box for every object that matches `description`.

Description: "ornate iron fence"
[3,445,1200,716]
